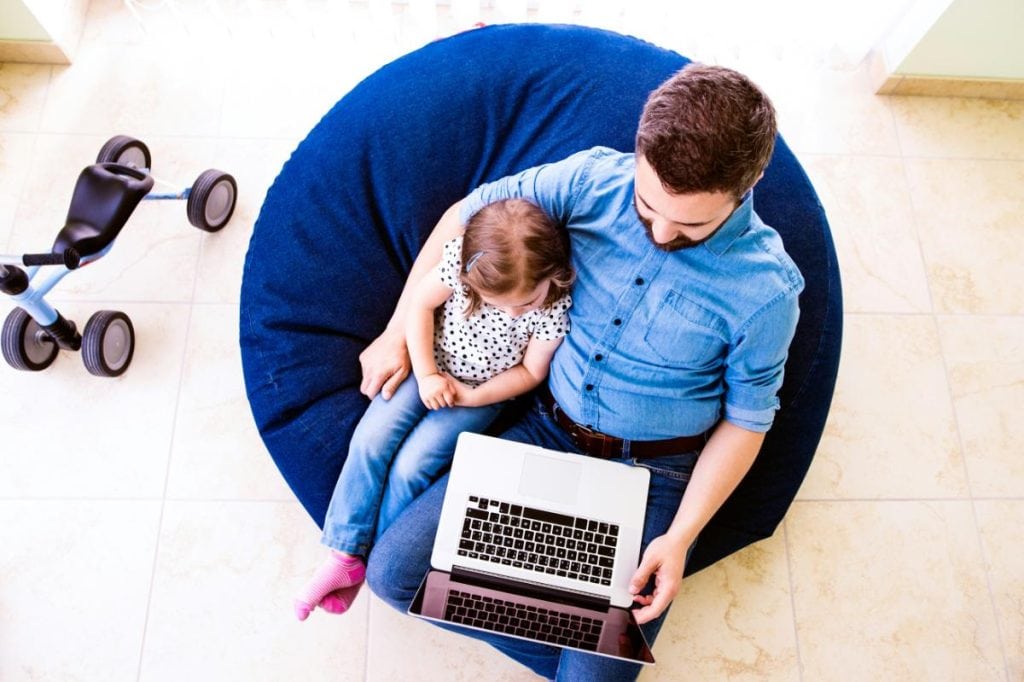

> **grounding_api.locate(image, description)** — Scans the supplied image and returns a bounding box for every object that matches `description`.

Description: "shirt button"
[613,318,622,326]
[594,354,603,361]
[585,384,594,391]
[635,277,644,285]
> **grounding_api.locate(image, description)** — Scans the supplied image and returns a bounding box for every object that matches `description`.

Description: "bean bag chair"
[240,23,843,573]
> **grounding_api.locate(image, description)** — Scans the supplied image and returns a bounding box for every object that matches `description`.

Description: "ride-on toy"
[0,135,237,377]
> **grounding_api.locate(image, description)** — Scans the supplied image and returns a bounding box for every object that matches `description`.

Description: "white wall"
[883,0,1024,80]
[898,0,1024,79]
[0,0,52,41]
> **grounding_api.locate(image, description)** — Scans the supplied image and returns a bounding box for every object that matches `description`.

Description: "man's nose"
[652,219,675,243]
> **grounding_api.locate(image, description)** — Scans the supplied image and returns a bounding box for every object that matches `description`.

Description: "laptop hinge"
[451,565,610,611]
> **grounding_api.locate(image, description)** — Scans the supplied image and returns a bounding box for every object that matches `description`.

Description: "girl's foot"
[318,582,364,614]
[294,551,365,621]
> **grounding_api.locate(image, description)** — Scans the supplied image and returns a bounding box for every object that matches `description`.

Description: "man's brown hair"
[635,63,777,199]
[460,199,574,317]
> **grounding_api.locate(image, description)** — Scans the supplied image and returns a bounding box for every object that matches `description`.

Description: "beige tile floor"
[2,3,1022,681]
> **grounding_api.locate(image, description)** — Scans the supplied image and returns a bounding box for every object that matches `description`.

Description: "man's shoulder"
[741,214,805,300]
[567,147,634,193]
[579,146,633,169]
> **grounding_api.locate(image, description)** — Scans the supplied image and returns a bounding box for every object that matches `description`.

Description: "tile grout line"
[791,497,1024,504]
[841,311,1024,319]
[888,91,1012,680]
[781,520,805,681]
[0,496,300,503]
[8,495,1024,503]
[884,90,939,320]
[931,321,1011,680]
[133,205,208,682]
[364,596,372,682]
[794,150,1024,163]
[2,65,51,254]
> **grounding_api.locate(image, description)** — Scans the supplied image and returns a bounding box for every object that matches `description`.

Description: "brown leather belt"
[537,386,711,459]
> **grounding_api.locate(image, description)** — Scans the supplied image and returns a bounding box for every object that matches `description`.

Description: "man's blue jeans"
[322,376,503,557]
[366,397,699,681]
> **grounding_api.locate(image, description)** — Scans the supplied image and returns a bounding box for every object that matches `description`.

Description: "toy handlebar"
[22,248,81,270]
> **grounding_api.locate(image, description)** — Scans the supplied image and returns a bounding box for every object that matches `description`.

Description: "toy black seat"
[52,163,154,258]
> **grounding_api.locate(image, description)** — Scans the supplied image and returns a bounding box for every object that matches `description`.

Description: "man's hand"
[358,329,410,400]
[628,533,690,624]
[418,373,456,410]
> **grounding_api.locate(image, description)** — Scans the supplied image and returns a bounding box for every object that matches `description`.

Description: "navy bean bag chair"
[240,24,842,573]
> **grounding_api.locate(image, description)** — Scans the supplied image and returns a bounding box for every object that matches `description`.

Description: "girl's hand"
[418,373,455,410]
[451,379,480,407]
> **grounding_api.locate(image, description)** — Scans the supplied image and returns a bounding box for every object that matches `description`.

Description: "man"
[358,63,803,680]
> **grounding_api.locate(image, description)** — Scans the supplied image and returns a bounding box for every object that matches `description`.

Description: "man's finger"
[360,371,384,399]
[632,589,671,625]
[380,367,407,400]
[629,552,658,594]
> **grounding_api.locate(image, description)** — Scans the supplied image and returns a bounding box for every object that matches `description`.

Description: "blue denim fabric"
[322,376,503,556]
[460,147,804,438]
[367,398,699,681]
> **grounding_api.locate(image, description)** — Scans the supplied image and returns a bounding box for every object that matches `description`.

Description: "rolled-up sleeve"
[723,289,801,432]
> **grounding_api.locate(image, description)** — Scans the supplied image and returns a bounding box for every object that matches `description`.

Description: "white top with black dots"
[433,236,571,387]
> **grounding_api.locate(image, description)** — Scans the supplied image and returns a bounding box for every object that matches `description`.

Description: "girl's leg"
[367,409,566,679]
[375,402,503,538]
[296,377,425,620]
[321,376,426,555]
[370,399,698,679]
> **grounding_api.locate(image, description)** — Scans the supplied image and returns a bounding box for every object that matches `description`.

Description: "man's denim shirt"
[460,147,804,439]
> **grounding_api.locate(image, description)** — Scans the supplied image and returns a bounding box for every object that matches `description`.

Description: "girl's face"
[478,279,551,318]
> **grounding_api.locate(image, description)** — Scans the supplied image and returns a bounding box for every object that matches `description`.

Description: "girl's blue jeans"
[365,395,700,682]
[322,375,503,557]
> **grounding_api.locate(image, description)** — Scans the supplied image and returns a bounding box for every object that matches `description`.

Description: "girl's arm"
[454,336,564,408]
[406,266,459,409]
[359,201,464,399]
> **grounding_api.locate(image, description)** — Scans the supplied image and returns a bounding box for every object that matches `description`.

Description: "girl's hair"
[460,198,574,317]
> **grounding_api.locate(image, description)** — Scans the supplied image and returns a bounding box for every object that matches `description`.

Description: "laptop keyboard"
[458,495,618,587]
[445,589,603,650]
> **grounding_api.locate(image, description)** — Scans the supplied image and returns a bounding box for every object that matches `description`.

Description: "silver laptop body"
[409,432,655,665]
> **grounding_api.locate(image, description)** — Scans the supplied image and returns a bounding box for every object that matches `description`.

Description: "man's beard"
[636,212,711,252]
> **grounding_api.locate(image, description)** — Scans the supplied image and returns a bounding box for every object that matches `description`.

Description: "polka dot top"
[433,236,571,387]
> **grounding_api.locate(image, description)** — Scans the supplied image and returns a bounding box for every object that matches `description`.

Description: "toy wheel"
[96,135,151,170]
[82,310,134,378]
[2,308,58,371]
[187,169,237,232]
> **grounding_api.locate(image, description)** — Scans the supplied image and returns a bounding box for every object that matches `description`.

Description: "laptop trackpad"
[518,453,581,505]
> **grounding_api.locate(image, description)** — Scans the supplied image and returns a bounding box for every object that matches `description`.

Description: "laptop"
[409,432,656,665]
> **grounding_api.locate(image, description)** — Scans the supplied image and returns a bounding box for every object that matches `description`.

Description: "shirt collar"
[700,190,753,257]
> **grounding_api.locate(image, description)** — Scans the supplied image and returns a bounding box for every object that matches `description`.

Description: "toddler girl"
[295,198,574,620]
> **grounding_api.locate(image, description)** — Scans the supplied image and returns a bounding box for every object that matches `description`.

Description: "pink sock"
[294,551,366,621]
[319,583,364,614]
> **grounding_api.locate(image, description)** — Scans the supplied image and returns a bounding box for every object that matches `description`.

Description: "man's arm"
[358,201,463,399]
[628,420,764,624]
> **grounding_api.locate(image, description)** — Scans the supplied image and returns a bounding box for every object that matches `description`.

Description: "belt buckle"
[570,422,620,459]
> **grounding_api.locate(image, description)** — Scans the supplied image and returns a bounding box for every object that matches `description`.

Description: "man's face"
[633,155,739,251]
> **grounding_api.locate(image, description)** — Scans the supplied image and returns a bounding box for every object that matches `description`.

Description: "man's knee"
[364,547,414,610]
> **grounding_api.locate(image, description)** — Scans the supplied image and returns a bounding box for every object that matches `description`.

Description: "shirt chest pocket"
[642,291,729,368]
